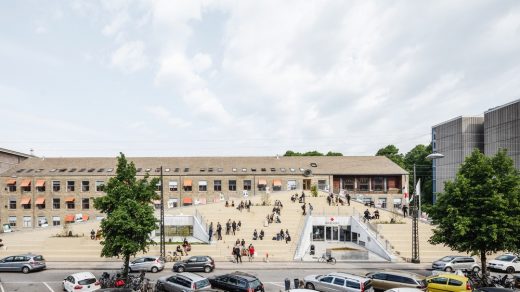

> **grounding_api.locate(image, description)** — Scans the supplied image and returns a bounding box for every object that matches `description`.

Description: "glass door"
[325,226,332,240]
[332,226,338,240]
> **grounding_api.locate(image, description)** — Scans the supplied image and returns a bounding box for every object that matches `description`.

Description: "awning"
[153,200,162,205]
[82,215,89,221]
[198,181,207,186]
[168,181,178,186]
[20,179,31,187]
[35,197,45,205]
[6,179,16,185]
[36,180,46,187]
[64,215,75,222]
[258,179,267,185]
[199,198,207,205]
[273,179,282,186]
[183,197,193,204]
[20,196,31,205]
[65,197,75,202]
[183,179,192,187]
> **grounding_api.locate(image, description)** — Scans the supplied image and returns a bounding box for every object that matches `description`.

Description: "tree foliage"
[428,149,520,273]
[283,150,343,156]
[376,145,405,168]
[404,144,433,204]
[94,153,159,279]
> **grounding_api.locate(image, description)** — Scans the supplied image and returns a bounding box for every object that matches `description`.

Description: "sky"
[1,0,520,158]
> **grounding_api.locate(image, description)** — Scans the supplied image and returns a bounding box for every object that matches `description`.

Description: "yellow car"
[426,274,472,292]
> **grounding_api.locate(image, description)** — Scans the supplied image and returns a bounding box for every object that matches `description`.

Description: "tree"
[404,144,433,206]
[325,151,343,156]
[376,145,405,168]
[283,150,342,156]
[94,153,159,280]
[428,149,520,273]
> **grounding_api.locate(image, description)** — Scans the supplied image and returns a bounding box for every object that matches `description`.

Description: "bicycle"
[165,251,182,262]
[318,254,336,264]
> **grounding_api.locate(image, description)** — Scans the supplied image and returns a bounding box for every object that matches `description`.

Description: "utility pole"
[160,166,165,259]
[411,163,420,263]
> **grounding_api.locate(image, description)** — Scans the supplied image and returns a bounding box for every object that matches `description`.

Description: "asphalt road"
[0,261,516,292]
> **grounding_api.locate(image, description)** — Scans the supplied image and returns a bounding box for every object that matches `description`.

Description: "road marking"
[0,282,5,292]
[43,282,55,292]
[265,281,284,288]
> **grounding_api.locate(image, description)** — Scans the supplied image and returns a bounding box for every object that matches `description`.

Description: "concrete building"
[484,99,520,169]
[431,116,484,201]
[0,147,32,174]
[0,156,407,229]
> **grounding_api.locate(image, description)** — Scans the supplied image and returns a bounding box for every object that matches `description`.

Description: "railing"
[293,214,311,260]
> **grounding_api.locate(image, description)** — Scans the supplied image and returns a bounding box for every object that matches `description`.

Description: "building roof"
[0,147,33,158]
[484,98,520,114]
[0,156,407,177]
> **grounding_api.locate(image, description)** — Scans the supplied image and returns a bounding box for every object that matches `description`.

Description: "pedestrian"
[285,231,291,244]
[364,209,371,222]
[0,238,4,249]
[235,245,242,263]
[226,219,231,235]
[232,220,237,235]
[208,222,213,242]
[309,203,313,215]
[402,205,408,217]
[374,210,380,219]
[346,193,351,206]
[248,244,255,262]
[217,222,222,240]
[301,203,306,215]
[259,229,265,240]
[90,229,95,240]
[241,238,245,247]
[237,220,242,231]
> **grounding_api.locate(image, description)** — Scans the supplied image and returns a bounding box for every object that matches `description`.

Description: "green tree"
[428,149,520,273]
[303,150,324,156]
[376,145,405,168]
[94,153,159,279]
[283,150,300,156]
[404,144,433,206]
[325,151,343,156]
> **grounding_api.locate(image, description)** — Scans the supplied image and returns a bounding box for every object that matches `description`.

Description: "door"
[326,227,332,241]
[352,232,358,243]
[332,226,339,241]
[131,257,145,271]
[427,276,448,292]
[186,257,198,271]
[303,179,311,190]
[317,276,334,292]
[0,256,14,271]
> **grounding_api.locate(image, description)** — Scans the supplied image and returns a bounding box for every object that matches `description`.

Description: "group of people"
[327,192,346,206]
[300,202,312,216]
[90,229,102,240]
[173,238,192,256]
[252,229,265,240]
[225,219,242,236]
[363,209,380,221]
[290,191,306,203]
[275,229,291,244]
[232,239,255,263]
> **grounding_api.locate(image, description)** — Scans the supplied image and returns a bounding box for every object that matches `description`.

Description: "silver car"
[304,272,374,292]
[127,256,164,273]
[0,254,46,273]
[431,256,480,272]
[155,272,212,292]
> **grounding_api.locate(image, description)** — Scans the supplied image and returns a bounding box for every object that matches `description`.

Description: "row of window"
[165,179,298,192]
[342,177,386,191]
[15,166,313,174]
[6,198,90,210]
[5,180,104,193]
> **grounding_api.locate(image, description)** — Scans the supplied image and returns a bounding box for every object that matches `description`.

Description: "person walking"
[309,203,313,215]
[374,210,380,219]
[346,193,351,206]
[248,244,255,262]
[208,222,213,242]
[226,220,231,235]
[402,205,408,217]
[217,222,222,240]
[232,220,237,236]
[235,245,242,263]
[237,220,242,231]
[301,203,306,215]
[90,229,96,240]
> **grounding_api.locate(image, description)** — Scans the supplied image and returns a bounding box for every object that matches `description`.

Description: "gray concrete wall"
[484,100,520,169]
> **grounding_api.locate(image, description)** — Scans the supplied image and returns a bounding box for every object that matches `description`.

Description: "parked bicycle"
[165,251,182,262]
[318,253,336,264]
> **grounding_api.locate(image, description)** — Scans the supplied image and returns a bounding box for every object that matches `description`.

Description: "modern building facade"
[484,99,520,169]
[431,116,484,201]
[0,156,407,229]
[0,147,32,174]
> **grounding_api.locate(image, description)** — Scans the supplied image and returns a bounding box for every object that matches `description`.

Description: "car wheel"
[472,266,481,272]
[204,266,212,273]
[22,266,30,274]
[506,266,515,274]
[306,283,315,290]
[151,266,159,273]
[444,267,453,272]
[177,266,185,273]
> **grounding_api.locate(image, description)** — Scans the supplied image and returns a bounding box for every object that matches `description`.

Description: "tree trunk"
[480,250,487,275]
[122,253,130,281]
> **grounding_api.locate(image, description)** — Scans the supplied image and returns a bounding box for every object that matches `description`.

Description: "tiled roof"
[0,147,33,158]
[0,156,408,177]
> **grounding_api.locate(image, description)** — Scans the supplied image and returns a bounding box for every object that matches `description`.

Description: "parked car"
[385,289,425,292]
[63,272,101,292]
[173,256,215,273]
[366,271,426,291]
[155,272,211,292]
[127,256,164,273]
[487,254,520,274]
[209,271,265,292]
[425,274,471,292]
[304,272,374,292]
[431,256,480,272]
[473,288,519,292]
[0,253,46,273]
[97,289,133,292]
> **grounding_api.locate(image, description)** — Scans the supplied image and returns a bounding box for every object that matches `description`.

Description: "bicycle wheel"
[318,257,325,263]
[165,255,173,262]
[329,258,336,264]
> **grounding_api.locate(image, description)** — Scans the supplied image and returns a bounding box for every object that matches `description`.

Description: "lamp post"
[411,152,444,264]
[159,166,165,260]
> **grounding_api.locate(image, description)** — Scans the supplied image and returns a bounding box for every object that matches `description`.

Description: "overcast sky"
[1,1,519,158]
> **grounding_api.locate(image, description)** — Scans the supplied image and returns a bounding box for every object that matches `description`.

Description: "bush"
[311,185,318,197]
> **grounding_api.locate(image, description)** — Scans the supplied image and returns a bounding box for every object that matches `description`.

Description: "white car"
[63,272,101,292]
[487,254,520,273]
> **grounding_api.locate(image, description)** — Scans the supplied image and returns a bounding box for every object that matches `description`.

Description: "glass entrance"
[340,226,351,242]
[303,179,311,190]
[325,226,339,241]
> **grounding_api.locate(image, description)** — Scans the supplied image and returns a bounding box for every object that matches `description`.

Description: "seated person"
[231,200,235,207]
[259,229,265,240]
[225,200,229,207]
[253,229,258,240]
[285,235,291,243]
[176,245,184,256]
[275,215,281,223]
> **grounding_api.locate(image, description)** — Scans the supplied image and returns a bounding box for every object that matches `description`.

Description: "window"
[243,180,252,191]
[199,181,207,192]
[359,177,369,191]
[9,198,16,209]
[318,180,327,190]
[163,225,193,237]
[9,216,16,227]
[200,168,205,172]
[167,198,178,208]
[251,168,256,172]
[156,182,162,191]
[59,168,67,173]
[312,226,325,241]
[87,168,95,172]
[21,180,31,192]
[232,168,237,172]
[169,181,178,191]
[36,181,45,192]
[208,168,213,172]
[82,198,90,210]
[37,216,47,227]
[374,177,384,191]
[95,181,105,192]
[310,162,318,167]
[217,168,223,172]
[22,199,31,209]
[8,183,16,192]
[287,180,297,190]
[174,168,179,172]
[52,181,61,192]
[229,180,237,191]
[136,168,142,172]
[53,198,60,209]
[184,168,189,172]
[448,279,463,286]
[290,168,295,172]
[320,277,333,283]
[333,278,345,286]
[97,168,105,172]
[67,181,75,192]
[81,181,89,192]
[345,178,355,191]
[270,168,276,172]
[346,280,360,289]
[165,168,170,172]
[78,168,86,172]
[242,168,247,172]
[261,168,266,172]
[23,216,32,228]
[52,216,60,226]
[430,277,448,285]
[67,200,75,209]
[214,180,222,191]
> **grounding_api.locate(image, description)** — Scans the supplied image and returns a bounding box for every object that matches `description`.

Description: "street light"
[411,152,444,264]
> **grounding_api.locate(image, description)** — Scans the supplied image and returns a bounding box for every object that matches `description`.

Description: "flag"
[410,179,421,205]
[403,186,409,204]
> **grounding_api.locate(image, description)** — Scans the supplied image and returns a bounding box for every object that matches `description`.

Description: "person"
[285,231,291,244]
[232,220,237,235]
[300,191,305,203]
[182,238,189,256]
[309,203,313,215]
[237,220,242,231]
[364,209,371,221]
[226,220,231,235]
[241,238,245,247]
[253,229,258,240]
[402,205,408,217]
[259,229,265,240]
[327,195,331,206]
[248,244,255,262]
[374,210,380,219]
[235,238,240,246]
[235,245,242,263]
[176,245,184,256]
[0,238,4,249]
[90,229,95,240]
[275,214,281,223]
[346,193,351,206]
[208,222,213,242]
[225,200,229,207]
[280,229,285,240]
[217,222,222,240]
[302,203,306,215]
[231,200,235,207]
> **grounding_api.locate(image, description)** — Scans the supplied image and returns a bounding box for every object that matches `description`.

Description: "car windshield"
[496,255,516,262]
[195,279,210,289]
[78,278,96,285]
[440,256,455,262]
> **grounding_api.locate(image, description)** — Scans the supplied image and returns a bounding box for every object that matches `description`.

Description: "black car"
[209,271,264,292]
[173,256,215,273]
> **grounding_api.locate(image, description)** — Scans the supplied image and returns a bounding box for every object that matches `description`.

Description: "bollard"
[284,278,290,291]
[294,278,299,289]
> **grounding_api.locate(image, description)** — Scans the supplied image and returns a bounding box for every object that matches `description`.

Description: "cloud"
[145,105,190,128]
[111,41,148,73]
